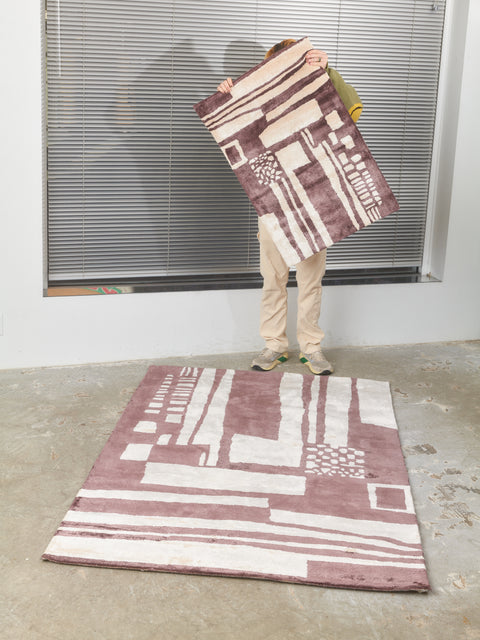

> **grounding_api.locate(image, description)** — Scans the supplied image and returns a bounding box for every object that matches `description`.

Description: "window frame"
[42,0,449,297]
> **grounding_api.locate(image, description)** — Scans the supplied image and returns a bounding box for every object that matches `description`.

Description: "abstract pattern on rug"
[194,37,399,266]
[43,366,429,592]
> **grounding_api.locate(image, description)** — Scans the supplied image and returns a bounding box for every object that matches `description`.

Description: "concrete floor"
[1,341,479,640]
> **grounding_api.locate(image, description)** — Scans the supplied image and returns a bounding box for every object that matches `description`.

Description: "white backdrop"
[0,0,479,369]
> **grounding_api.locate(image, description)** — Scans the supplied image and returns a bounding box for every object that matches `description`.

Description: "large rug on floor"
[43,366,429,592]
[194,37,399,267]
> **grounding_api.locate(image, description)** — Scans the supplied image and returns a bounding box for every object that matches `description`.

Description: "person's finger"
[306,49,327,67]
[308,57,327,68]
[217,78,233,93]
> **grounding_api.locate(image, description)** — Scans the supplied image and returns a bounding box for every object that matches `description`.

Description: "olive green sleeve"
[326,66,363,123]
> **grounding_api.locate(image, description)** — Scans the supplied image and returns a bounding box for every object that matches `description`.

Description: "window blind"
[45,0,446,285]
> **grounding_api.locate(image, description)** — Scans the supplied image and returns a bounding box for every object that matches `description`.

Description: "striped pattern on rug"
[194,37,399,266]
[43,366,429,592]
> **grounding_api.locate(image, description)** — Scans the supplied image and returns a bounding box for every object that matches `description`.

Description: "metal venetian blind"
[323,0,446,268]
[46,0,446,283]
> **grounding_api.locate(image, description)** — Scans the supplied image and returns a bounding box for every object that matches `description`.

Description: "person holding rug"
[217,39,362,375]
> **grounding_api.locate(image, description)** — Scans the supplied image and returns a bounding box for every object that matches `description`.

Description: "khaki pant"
[258,218,326,354]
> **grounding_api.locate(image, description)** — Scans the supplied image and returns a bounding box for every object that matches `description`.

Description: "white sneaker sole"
[299,352,333,375]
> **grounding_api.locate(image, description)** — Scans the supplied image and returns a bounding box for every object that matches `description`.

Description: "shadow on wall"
[99,39,266,276]
[222,39,267,78]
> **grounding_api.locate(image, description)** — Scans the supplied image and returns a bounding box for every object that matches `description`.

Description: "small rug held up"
[194,37,399,267]
[43,366,429,592]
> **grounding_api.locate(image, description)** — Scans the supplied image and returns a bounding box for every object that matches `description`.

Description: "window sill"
[46,268,439,297]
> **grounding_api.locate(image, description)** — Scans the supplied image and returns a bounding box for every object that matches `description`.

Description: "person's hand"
[217,78,234,93]
[305,49,328,69]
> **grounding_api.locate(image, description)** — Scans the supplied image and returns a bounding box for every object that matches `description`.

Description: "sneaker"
[251,348,288,371]
[299,349,333,375]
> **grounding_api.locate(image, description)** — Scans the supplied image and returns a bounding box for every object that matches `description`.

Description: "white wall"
[1,1,479,370]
